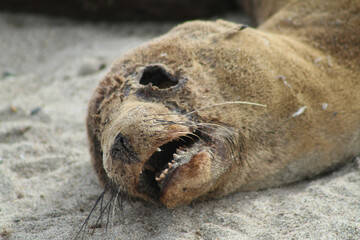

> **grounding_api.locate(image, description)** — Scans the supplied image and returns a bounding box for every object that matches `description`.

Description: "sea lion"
[86,0,360,208]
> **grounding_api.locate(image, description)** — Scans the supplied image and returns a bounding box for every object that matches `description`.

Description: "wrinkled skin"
[87,0,360,208]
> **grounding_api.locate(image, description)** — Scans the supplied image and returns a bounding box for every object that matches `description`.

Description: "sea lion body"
[87,0,360,208]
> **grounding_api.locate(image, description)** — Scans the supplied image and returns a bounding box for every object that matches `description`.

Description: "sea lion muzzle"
[100,95,227,207]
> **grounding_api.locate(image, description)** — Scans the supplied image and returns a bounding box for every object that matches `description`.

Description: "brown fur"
[86,0,360,208]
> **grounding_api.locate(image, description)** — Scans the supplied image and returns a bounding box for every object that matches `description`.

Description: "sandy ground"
[0,12,359,240]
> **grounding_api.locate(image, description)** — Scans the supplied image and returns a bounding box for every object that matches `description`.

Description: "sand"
[0,12,359,240]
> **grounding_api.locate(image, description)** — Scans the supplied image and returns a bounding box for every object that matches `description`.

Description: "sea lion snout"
[99,95,230,205]
[101,100,204,200]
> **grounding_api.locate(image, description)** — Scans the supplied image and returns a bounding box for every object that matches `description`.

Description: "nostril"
[111,133,140,164]
[139,65,178,89]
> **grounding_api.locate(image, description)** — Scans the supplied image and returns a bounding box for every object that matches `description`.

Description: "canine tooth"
[155,177,161,181]
[163,168,169,174]
[168,162,173,168]
[160,173,166,178]
[173,154,180,160]
[156,147,161,152]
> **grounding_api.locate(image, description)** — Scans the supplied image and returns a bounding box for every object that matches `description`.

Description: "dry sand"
[0,12,359,240]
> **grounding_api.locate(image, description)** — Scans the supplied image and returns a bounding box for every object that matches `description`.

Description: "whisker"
[150,118,231,135]
[225,135,237,162]
[91,193,115,235]
[180,132,201,142]
[75,182,112,240]
[185,101,267,116]
[143,101,267,118]
[117,192,123,213]
[106,195,113,231]
[148,118,239,149]
[152,122,188,127]
[145,111,245,166]
[116,198,123,224]
[197,123,234,135]
[99,186,105,225]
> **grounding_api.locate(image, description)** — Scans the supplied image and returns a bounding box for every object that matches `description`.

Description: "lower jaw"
[136,131,207,199]
[136,148,215,207]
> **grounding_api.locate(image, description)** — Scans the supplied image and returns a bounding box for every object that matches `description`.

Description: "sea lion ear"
[138,64,178,89]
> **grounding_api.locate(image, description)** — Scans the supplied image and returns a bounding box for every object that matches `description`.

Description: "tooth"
[176,149,184,154]
[173,154,180,160]
[160,173,166,178]
[168,162,173,168]
[155,177,161,181]
[156,147,161,152]
[163,168,169,174]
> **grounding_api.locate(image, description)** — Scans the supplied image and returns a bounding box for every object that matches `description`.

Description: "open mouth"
[137,130,203,199]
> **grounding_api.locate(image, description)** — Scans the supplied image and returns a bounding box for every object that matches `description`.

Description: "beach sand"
[0,12,359,240]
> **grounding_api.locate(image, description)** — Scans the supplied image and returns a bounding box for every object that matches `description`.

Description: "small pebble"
[89,223,102,229]
[30,106,42,116]
[10,105,17,112]
[0,228,11,237]
[2,71,15,79]
[17,192,24,199]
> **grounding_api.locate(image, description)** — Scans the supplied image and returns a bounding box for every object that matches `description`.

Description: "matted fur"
[86,0,360,208]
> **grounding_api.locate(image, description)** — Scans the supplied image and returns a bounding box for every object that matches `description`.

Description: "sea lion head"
[87,20,274,208]
[96,63,239,208]
[85,0,360,211]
